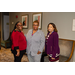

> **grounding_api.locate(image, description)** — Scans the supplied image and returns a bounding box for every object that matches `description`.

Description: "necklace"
[46,31,54,39]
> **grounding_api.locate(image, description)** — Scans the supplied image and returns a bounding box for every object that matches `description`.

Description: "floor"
[0,47,69,62]
[0,47,29,62]
[44,55,69,62]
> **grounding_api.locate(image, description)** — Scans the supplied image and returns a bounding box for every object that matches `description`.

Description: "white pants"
[27,53,42,62]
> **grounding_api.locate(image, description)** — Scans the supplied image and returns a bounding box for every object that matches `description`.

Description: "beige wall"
[9,12,75,40]
[9,12,34,34]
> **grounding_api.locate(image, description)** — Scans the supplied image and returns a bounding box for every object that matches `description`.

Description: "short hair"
[33,20,39,25]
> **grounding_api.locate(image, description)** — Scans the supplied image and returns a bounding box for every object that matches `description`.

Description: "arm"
[52,33,59,58]
[37,32,45,54]
[13,32,20,56]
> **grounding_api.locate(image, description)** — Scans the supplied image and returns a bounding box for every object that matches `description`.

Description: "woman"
[26,20,45,62]
[11,21,27,62]
[45,23,60,62]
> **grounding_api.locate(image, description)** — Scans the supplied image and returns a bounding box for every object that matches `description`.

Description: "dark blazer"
[45,32,60,58]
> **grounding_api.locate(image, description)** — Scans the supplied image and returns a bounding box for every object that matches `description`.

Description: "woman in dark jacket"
[41,23,60,62]
[46,23,60,62]
[11,21,27,62]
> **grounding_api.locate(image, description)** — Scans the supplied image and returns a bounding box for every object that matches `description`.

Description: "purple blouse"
[45,32,60,58]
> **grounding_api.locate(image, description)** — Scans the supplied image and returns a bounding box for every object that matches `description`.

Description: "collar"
[14,30,21,32]
[48,31,54,35]
[32,29,39,32]
[52,31,54,33]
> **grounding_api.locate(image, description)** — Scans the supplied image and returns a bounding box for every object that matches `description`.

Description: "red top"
[11,30,27,51]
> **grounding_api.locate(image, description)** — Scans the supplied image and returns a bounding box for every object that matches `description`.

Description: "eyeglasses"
[33,24,38,26]
[17,24,23,26]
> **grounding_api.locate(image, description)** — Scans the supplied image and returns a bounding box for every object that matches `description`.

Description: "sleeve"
[52,33,59,58]
[38,32,45,52]
[13,32,19,50]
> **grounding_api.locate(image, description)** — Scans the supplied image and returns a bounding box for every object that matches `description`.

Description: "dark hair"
[10,21,20,46]
[13,21,20,31]
[33,20,39,25]
[47,23,58,33]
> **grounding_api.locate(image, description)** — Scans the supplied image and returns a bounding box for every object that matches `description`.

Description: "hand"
[51,57,55,60]
[16,50,20,56]
[47,54,49,57]
[37,51,41,54]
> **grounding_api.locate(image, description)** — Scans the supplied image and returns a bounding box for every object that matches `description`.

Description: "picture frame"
[32,13,42,29]
[72,19,75,31]
[22,14,28,29]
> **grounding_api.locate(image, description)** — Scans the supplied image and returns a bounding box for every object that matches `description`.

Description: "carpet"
[0,47,29,62]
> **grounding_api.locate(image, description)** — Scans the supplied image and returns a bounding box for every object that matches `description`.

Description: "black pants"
[41,52,47,62]
[11,49,26,62]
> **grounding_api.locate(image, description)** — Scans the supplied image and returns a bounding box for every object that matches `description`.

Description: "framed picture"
[32,13,42,29]
[72,19,75,31]
[22,14,28,29]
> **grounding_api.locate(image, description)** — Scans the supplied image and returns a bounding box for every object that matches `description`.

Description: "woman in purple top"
[41,23,60,62]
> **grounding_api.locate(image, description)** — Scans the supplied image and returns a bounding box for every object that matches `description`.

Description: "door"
[0,13,1,49]
[3,15,9,41]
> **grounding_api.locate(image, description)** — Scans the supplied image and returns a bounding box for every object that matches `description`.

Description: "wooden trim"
[59,38,74,42]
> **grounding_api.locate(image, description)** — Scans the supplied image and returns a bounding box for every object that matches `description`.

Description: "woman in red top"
[11,21,27,62]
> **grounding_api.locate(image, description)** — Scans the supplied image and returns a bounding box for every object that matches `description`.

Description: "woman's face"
[33,22,39,30]
[16,22,23,31]
[48,24,54,32]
